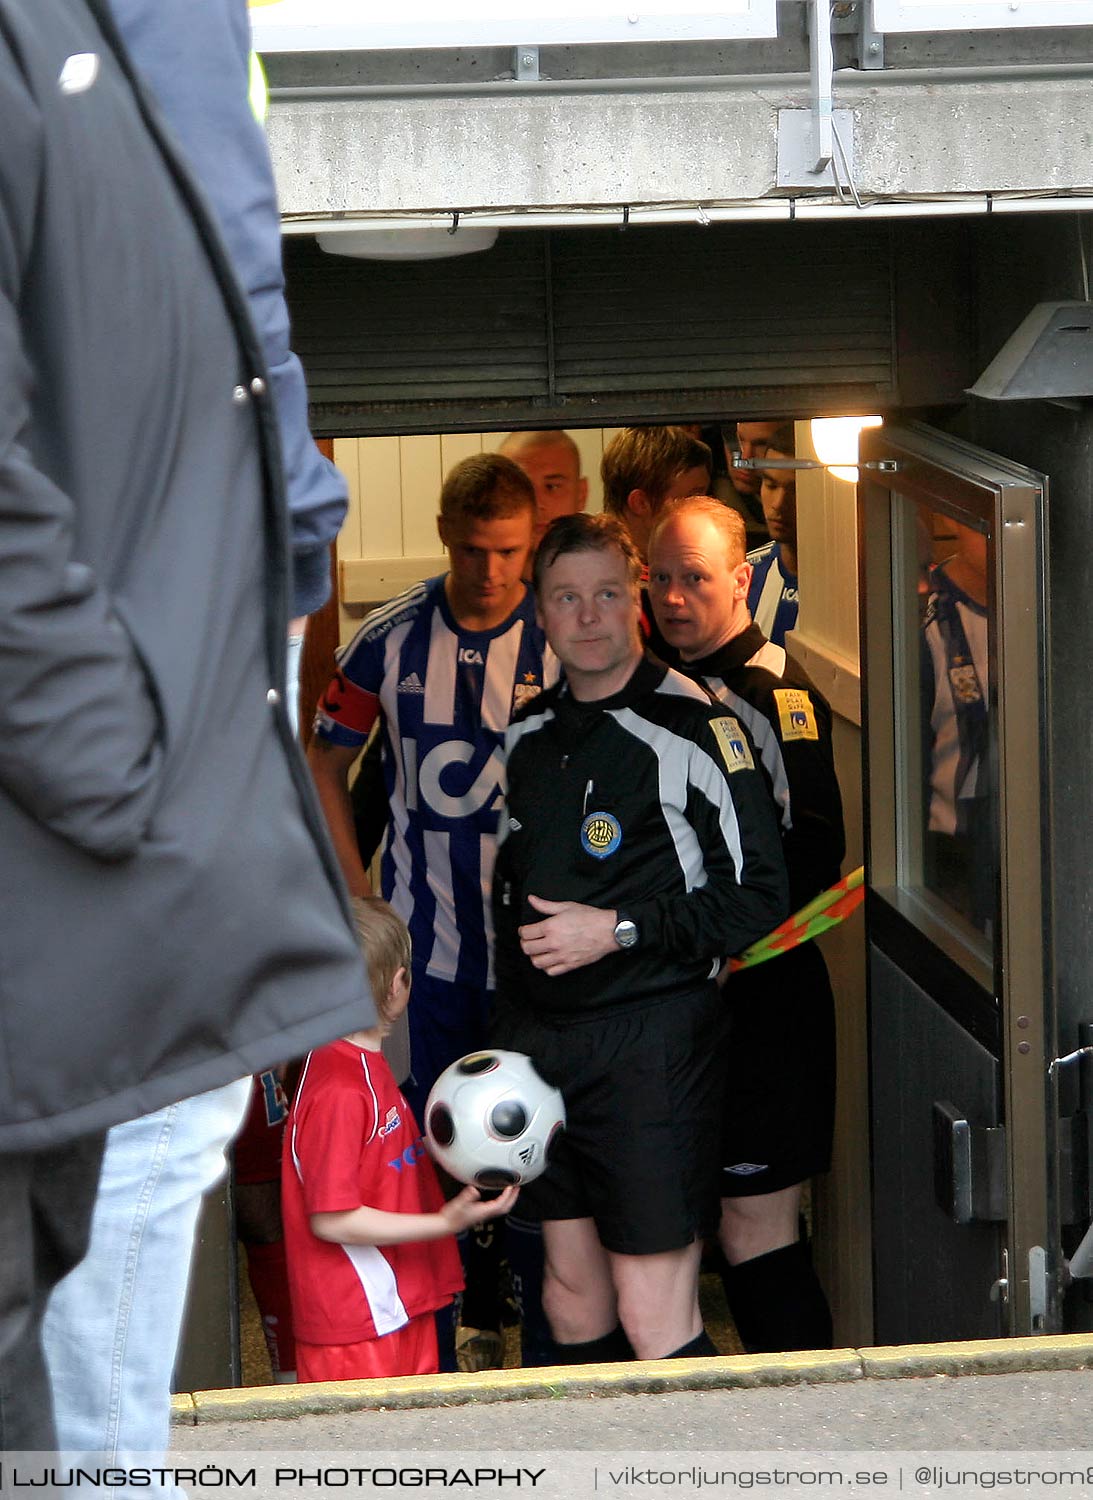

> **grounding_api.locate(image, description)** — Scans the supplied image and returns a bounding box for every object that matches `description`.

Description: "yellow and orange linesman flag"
[728,866,865,974]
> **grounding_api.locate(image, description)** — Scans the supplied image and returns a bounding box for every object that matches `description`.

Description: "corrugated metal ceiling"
[284,220,896,433]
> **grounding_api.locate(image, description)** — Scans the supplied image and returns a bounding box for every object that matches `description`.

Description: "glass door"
[860,422,1053,1339]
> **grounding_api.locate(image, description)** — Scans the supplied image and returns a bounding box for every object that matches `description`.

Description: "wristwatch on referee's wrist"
[613,913,639,950]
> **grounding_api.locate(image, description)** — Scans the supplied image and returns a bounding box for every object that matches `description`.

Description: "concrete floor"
[180,1367,1093,1451]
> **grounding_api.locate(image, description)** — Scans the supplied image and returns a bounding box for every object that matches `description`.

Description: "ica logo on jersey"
[458,647,485,666]
[410,739,505,820]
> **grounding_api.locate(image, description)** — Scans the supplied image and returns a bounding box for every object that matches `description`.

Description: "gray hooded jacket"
[0,0,373,1149]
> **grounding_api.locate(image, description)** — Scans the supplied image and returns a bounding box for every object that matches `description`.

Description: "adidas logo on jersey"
[398,672,425,694]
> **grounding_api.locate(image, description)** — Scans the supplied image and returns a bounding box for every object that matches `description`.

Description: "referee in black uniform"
[648,496,845,1353]
[492,513,787,1363]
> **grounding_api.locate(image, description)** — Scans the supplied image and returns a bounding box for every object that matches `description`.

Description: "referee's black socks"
[719,1240,833,1354]
[665,1329,719,1359]
[550,1324,634,1364]
[547,1326,718,1363]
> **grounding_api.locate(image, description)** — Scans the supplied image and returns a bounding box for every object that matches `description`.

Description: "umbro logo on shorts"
[724,1162,769,1176]
[398,672,425,694]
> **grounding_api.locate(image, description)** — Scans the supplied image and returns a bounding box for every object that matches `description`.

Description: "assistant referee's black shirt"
[683,623,845,912]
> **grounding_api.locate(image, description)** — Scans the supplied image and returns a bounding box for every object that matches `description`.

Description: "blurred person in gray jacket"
[0,0,369,1456]
[42,0,352,1451]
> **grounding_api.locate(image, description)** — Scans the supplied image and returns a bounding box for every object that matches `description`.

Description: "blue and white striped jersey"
[922,564,988,837]
[314,576,557,990]
[746,541,799,647]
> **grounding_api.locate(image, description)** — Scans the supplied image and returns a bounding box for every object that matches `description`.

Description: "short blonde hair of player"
[600,427,712,516]
[649,495,748,567]
[438,452,535,523]
[350,896,412,1032]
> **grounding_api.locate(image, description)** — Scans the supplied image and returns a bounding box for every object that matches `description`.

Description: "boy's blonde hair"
[351,896,411,1023]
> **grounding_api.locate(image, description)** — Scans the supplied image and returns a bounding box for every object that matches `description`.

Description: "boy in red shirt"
[283,898,517,1381]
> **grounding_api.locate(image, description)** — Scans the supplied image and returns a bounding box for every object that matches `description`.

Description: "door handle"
[933,1100,1006,1224]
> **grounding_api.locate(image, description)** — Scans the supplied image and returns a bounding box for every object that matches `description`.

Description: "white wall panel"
[332,437,363,560]
[398,435,445,557]
[358,436,404,557]
[440,431,485,473]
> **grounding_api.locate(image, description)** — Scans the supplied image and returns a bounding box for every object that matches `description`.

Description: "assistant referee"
[648,496,846,1354]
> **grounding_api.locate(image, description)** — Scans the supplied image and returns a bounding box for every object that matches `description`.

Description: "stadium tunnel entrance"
[177,207,1093,1391]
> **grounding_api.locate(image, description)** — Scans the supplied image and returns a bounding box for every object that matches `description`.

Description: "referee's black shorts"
[494,984,727,1256]
[719,941,836,1198]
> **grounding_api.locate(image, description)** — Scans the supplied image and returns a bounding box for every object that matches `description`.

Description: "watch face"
[614,919,638,949]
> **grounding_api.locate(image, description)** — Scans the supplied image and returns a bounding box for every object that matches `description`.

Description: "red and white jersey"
[283,1040,462,1345]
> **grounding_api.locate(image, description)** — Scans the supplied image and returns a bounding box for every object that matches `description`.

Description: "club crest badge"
[580,811,622,858]
[949,662,982,704]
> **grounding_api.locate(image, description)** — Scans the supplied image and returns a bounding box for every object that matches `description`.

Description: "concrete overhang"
[266,66,1093,221]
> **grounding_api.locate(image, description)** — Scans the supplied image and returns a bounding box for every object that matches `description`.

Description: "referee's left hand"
[519,896,618,976]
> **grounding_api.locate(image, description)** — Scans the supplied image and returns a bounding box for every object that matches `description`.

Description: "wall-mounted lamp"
[734,417,887,480]
[733,413,892,483]
[810,415,884,482]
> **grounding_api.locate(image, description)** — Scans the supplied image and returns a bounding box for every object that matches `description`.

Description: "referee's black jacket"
[493,656,789,1019]
[681,623,845,911]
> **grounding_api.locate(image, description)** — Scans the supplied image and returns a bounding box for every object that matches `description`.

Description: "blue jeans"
[41,1078,250,1475]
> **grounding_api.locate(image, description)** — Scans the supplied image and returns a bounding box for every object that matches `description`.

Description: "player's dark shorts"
[720,942,835,1198]
[403,974,493,1126]
[494,983,727,1256]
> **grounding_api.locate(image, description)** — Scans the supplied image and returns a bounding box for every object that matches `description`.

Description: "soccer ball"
[424,1050,565,1189]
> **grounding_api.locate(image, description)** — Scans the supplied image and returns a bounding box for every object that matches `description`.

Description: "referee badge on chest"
[581,811,622,859]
